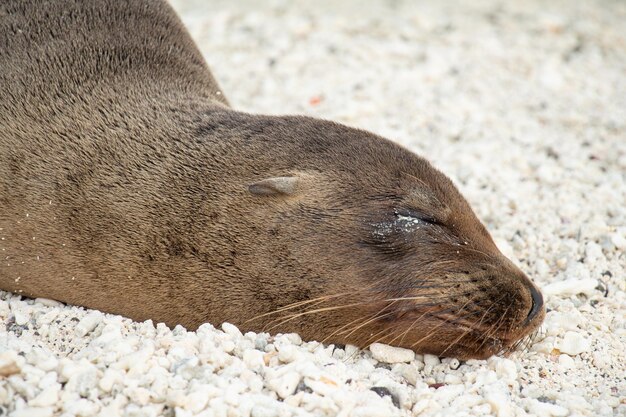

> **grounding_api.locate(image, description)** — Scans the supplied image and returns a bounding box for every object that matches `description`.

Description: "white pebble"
[485,389,513,417]
[242,349,265,370]
[351,405,395,417]
[250,403,281,417]
[423,354,440,373]
[611,231,626,249]
[494,358,517,383]
[75,311,103,337]
[558,354,575,369]
[542,279,597,297]
[369,343,415,363]
[267,371,301,399]
[527,399,569,417]
[447,358,460,370]
[11,408,54,417]
[34,298,63,307]
[584,241,603,261]
[277,344,299,363]
[221,322,243,338]
[0,350,22,377]
[393,363,420,386]
[14,310,29,325]
[557,331,591,356]
[29,385,60,407]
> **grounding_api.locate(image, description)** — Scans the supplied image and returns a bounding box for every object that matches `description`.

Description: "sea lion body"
[0,0,544,359]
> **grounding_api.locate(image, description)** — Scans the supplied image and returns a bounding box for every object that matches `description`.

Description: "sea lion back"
[0,0,227,114]
[0,0,227,309]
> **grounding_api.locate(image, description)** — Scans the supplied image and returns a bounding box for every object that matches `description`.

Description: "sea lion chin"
[0,0,544,360]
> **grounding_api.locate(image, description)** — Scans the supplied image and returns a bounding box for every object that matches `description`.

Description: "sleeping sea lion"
[0,0,544,359]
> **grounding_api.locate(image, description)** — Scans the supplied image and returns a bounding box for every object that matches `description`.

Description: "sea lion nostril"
[524,285,544,324]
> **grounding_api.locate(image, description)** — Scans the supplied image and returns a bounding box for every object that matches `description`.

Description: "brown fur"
[0,0,544,359]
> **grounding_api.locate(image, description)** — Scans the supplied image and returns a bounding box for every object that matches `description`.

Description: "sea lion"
[0,0,544,359]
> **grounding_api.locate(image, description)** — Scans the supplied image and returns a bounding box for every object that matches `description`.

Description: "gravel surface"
[1,0,625,416]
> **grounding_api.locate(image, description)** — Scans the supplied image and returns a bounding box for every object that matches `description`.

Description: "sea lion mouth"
[380,303,542,359]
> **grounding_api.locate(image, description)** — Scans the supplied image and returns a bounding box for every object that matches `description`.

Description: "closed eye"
[394,208,441,226]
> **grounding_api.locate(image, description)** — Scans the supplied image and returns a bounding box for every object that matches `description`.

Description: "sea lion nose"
[524,284,544,324]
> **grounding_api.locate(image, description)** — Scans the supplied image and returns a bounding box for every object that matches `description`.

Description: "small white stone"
[423,354,440,373]
[250,403,281,417]
[11,408,54,417]
[433,383,465,405]
[527,399,569,416]
[369,343,415,363]
[279,333,302,345]
[277,344,299,363]
[29,385,60,407]
[14,310,29,325]
[447,358,460,370]
[98,369,122,392]
[444,374,463,385]
[304,376,338,396]
[544,310,584,336]
[242,349,265,370]
[494,358,517,383]
[584,241,603,261]
[0,350,22,377]
[221,322,243,338]
[36,310,59,326]
[267,371,301,399]
[542,279,597,297]
[412,399,430,414]
[557,331,591,356]
[34,298,63,307]
[535,259,550,276]
[351,405,395,417]
[611,231,626,249]
[75,311,103,337]
[393,363,420,386]
[29,349,58,372]
[558,354,575,368]
[63,398,99,416]
[485,389,513,417]
[183,388,211,413]
[221,339,236,353]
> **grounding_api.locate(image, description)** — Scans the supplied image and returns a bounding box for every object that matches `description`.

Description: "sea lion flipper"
[248,177,299,196]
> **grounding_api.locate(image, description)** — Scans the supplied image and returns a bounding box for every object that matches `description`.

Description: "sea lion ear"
[248,176,299,196]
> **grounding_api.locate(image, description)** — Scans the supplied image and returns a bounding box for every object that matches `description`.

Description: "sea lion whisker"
[408,307,462,349]
[364,326,400,348]
[321,315,373,345]
[431,295,486,353]
[339,311,398,341]
[383,291,477,313]
[380,293,466,303]
[325,302,395,342]
[475,305,510,354]
[246,289,379,323]
[362,317,411,347]
[447,297,502,355]
[248,301,321,323]
[388,308,434,346]
[339,301,399,339]
[264,301,375,332]
[368,282,468,293]
[439,310,486,357]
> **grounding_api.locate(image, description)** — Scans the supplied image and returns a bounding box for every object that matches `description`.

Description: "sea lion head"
[236,114,544,360]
